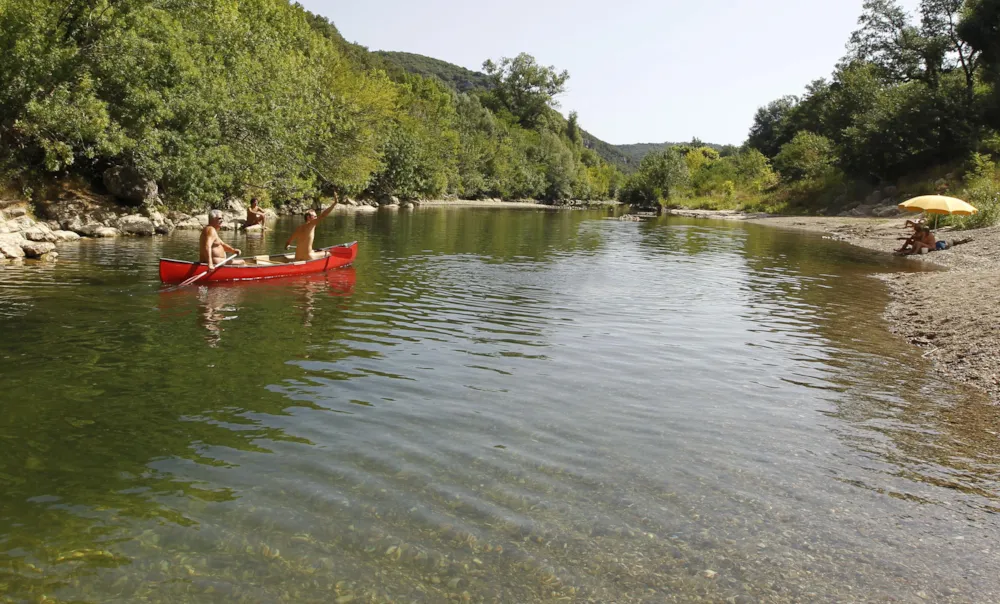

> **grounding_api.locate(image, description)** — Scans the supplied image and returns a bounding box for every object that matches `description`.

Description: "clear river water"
[1,208,999,603]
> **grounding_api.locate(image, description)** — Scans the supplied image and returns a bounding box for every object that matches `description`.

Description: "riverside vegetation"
[717,0,1000,225]
[3,0,1000,234]
[0,0,622,213]
[372,0,1000,229]
[622,0,1000,227]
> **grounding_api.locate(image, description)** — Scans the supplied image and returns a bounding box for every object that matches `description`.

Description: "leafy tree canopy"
[619,148,690,208]
[482,53,569,129]
[0,2,623,206]
[774,132,838,181]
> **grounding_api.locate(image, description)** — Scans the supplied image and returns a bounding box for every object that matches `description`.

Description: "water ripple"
[2,212,999,602]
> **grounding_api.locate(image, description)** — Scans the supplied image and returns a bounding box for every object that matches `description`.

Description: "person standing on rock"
[284,195,339,261]
[200,210,242,268]
[245,198,267,230]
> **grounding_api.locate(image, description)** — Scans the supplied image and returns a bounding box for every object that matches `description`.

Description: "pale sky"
[298,0,922,146]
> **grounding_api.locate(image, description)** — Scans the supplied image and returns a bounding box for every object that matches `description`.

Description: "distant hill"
[616,143,680,165]
[374,51,491,92]
[615,142,730,166]
[374,51,726,171]
[579,130,633,169]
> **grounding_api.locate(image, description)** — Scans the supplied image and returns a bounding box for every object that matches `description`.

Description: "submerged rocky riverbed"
[2,209,999,603]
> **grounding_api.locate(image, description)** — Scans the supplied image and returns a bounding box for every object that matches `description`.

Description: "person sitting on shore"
[895,219,925,253]
[200,210,242,268]
[895,234,918,254]
[284,195,339,261]
[904,225,936,255]
[245,198,267,230]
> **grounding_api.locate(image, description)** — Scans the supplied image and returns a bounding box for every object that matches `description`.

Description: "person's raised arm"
[318,193,340,221]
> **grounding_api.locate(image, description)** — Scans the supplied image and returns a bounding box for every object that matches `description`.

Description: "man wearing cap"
[200,209,242,269]
[284,195,339,261]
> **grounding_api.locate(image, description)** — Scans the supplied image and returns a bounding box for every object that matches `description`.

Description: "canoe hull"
[159,242,358,284]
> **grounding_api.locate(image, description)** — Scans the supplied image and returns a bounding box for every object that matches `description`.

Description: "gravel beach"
[747,215,1000,402]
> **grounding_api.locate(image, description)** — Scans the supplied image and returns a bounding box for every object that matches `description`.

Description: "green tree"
[774,132,837,181]
[780,80,834,138]
[847,0,925,83]
[453,93,499,198]
[718,145,739,157]
[535,131,577,201]
[747,96,798,158]
[959,0,1000,127]
[0,0,400,205]
[959,0,1000,84]
[921,0,980,97]
[620,148,690,208]
[679,145,720,175]
[482,53,569,129]
[566,111,582,146]
[731,149,778,192]
[0,0,623,207]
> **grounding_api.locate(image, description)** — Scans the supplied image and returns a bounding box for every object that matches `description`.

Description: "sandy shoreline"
[725,213,1000,403]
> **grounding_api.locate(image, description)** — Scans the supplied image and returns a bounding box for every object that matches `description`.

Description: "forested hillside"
[0,0,623,207]
[374,52,491,92]
[374,51,642,171]
[616,142,731,165]
[6,0,996,218]
[372,50,739,174]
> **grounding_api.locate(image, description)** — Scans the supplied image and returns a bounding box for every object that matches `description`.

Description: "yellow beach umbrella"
[898,195,978,216]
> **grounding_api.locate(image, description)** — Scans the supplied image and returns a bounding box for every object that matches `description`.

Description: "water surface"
[1,208,999,603]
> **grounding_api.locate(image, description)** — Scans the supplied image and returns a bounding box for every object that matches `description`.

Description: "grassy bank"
[661,157,1000,229]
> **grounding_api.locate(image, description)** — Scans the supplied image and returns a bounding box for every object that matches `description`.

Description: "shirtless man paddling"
[285,196,339,261]
[200,210,242,269]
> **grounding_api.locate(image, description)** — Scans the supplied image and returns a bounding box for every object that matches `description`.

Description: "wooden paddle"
[171,253,239,289]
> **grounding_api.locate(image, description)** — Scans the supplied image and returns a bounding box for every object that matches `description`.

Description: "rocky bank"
[0,192,267,262]
[0,178,387,261]
[0,180,620,262]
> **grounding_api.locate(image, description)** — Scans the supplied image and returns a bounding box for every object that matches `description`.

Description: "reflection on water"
[1,209,998,603]
[155,271,358,348]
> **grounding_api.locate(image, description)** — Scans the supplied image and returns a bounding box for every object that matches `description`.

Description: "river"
[1,208,998,603]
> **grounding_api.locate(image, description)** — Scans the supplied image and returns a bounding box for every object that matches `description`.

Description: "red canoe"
[159,242,358,284]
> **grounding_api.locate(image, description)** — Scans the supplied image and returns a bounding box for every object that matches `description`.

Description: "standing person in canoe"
[201,210,242,269]
[285,195,339,261]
